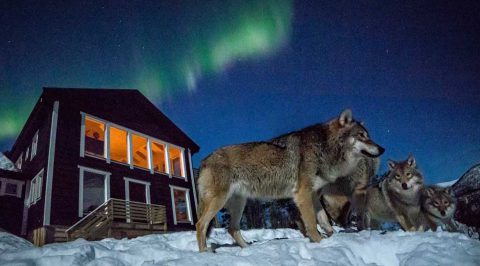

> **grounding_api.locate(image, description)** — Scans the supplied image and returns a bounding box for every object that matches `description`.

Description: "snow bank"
[1,229,479,266]
[0,232,33,253]
[0,152,17,171]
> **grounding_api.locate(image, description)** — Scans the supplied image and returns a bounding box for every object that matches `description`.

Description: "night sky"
[1,1,479,183]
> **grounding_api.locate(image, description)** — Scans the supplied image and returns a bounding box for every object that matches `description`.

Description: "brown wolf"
[195,109,384,252]
[420,186,457,231]
[364,155,424,231]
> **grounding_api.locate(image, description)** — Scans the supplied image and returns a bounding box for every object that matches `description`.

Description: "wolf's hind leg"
[225,194,248,248]
[196,191,229,252]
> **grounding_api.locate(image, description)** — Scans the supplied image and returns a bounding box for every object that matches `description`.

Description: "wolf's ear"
[445,187,454,196]
[407,155,416,167]
[339,109,353,126]
[426,187,435,197]
[388,160,396,170]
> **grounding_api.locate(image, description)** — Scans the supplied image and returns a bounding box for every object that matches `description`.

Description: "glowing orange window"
[132,134,148,169]
[109,127,128,164]
[84,117,105,158]
[152,141,167,173]
[169,147,184,177]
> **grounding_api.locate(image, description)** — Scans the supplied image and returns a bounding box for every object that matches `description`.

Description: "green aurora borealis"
[1,0,293,142]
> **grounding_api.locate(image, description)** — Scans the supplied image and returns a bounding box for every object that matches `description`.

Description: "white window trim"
[78,166,111,217]
[169,185,193,225]
[27,169,44,206]
[25,147,30,161]
[188,148,198,214]
[16,153,23,170]
[123,177,151,204]
[0,178,24,198]
[31,130,39,159]
[80,112,188,178]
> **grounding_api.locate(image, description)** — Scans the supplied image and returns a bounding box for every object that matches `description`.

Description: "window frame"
[80,112,188,180]
[25,146,30,161]
[31,130,39,159]
[169,185,193,225]
[15,153,23,170]
[27,169,44,206]
[0,178,24,198]
[78,165,111,217]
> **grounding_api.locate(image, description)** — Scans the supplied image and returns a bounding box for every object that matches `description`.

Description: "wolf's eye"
[433,201,440,206]
[443,200,449,205]
[406,173,412,178]
[395,175,401,179]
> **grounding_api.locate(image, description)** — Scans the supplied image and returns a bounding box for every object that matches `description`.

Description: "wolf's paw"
[308,232,324,243]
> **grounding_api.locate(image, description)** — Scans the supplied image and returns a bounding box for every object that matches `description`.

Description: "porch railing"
[66,198,166,241]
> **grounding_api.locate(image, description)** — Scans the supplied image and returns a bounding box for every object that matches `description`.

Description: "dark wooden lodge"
[0,88,200,245]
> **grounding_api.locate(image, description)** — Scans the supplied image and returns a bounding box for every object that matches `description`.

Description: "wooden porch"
[62,198,167,243]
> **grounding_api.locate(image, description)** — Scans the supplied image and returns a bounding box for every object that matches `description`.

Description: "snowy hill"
[436,179,458,187]
[0,152,17,171]
[1,229,479,266]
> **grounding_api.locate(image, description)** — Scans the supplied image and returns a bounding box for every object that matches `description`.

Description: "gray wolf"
[364,155,424,231]
[420,186,457,231]
[195,109,385,252]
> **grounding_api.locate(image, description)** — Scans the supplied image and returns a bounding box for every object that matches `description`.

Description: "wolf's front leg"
[294,187,323,242]
[396,214,416,232]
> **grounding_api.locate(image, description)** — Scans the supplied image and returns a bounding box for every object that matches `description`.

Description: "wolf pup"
[420,186,457,231]
[364,155,424,231]
[196,109,384,252]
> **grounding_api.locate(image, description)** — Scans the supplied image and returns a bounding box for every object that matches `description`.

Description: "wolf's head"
[386,155,424,192]
[332,109,385,159]
[422,186,457,219]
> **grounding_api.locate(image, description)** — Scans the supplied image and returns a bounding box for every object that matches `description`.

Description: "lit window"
[27,170,43,206]
[15,153,23,170]
[84,117,105,157]
[132,134,148,169]
[169,147,185,177]
[31,130,39,159]
[110,127,128,164]
[151,141,167,173]
[170,186,192,224]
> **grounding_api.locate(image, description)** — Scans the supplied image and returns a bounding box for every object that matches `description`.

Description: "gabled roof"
[41,87,199,153]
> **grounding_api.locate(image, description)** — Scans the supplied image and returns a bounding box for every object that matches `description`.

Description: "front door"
[124,178,151,223]
[129,181,146,203]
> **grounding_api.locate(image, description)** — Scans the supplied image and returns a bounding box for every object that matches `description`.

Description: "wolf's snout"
[440,210,446,216]
[402,183,408,190]
[377,145,385,156]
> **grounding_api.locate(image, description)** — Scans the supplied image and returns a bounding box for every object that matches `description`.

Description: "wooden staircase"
[66,198,167,241]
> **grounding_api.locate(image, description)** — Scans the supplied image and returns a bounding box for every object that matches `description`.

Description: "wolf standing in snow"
[195,109,385,252]
[364,155,424,231]
[420,186,457,231]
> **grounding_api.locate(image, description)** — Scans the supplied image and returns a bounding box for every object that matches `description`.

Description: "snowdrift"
[1,229,479,266]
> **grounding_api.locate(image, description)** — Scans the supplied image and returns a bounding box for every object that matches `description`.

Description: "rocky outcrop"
[451,164,480,228]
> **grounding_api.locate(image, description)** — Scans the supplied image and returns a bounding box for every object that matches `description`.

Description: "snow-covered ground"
[1,228,479,266]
